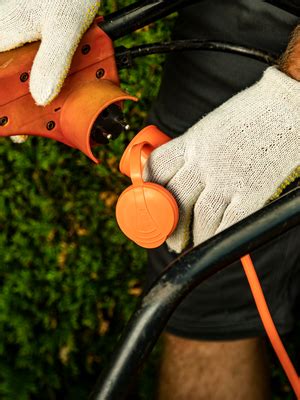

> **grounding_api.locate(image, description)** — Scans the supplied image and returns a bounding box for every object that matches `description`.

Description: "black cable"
[115,40,279,68]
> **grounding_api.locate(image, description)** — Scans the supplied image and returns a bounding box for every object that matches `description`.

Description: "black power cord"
[115,39,278,69]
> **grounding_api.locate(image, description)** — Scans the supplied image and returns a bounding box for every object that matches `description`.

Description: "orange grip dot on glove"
[116,125,179,248]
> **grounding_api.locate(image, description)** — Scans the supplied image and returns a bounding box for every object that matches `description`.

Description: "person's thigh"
[158,333,270,400]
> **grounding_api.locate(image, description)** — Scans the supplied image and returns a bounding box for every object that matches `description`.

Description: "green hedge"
[0,2,174,399]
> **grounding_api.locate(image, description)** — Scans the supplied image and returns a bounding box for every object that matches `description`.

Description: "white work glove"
[0,0,100,106]
[144,67,300,253]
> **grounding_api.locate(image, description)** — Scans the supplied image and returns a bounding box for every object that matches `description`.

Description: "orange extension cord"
[240,254,300,399]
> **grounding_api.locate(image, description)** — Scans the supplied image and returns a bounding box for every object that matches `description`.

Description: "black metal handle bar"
[90,188,300,400]
[99,0,200,40]
[99,0,300,41]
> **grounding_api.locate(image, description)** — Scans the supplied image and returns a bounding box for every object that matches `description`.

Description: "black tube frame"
[100,0,300,40]
[90,1,299,399]
[99,0,200,40]
[90,189,300,400]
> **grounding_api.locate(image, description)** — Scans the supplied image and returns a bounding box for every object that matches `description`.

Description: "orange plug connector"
[116,125,179,248]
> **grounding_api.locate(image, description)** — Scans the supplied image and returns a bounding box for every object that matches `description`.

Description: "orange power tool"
[0,17,136,163]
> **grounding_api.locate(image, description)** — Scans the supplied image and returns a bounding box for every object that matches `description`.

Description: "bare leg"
[158,332,271,400]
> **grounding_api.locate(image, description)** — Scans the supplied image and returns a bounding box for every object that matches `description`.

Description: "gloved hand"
[144,67,300,253]
[0,0,100,106]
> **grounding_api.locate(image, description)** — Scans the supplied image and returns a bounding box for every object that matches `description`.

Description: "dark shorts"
[146,0,300,340]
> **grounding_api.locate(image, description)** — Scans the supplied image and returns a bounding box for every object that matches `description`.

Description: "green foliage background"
[0,1,298,399]
[0,1,174,399]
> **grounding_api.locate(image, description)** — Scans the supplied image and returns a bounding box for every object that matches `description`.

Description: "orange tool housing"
[116,125,179,248]
[0,17,136,163]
